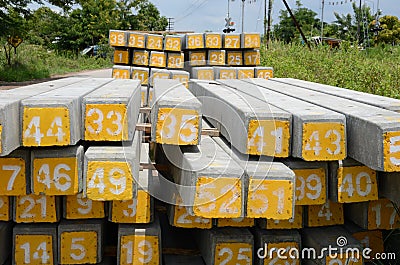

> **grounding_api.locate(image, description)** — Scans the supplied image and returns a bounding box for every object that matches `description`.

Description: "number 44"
[24,116,66,145]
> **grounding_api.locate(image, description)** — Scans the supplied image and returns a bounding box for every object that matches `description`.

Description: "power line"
[175,0,210,23]
[167,18,175,31]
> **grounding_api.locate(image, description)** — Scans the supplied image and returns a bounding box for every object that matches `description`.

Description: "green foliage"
[0,43,112,82]
[261,42,400,99]
[274,0,320,43]
[374,15,400,45]
[130,1,168,31]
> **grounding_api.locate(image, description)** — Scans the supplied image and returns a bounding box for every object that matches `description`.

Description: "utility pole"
[241,0,245,32]
[264,0,267,45]
[266,0,273,48]
[321,0,325,40]
[167,18,175,32]
[357,0,362,44]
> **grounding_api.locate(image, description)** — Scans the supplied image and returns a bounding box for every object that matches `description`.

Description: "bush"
[262,42,400,99]
[0,44,113,82]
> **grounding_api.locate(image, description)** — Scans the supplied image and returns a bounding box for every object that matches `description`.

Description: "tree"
[130,1,168,31]
[330,3,374,44]
[374,15,400,45]
[274,0,319,43]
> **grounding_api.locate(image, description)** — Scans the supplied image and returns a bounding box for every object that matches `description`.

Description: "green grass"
[261,42,400,99]
[0,44,113,82]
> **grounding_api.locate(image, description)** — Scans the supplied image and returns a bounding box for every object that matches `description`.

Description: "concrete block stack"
[187,78,400,264]
[0,77,161,265]
[2,72,400,265]
[108,30,274,103]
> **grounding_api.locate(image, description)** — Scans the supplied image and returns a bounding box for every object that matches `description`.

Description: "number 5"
[71,238,86,261]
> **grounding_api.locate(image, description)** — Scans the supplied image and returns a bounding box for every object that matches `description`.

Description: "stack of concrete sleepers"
[0,77,157,265]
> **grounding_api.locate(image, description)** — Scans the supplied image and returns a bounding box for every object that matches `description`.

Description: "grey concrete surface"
[189,80,291,157]
[219,79,347,161]
[248,78,400,172]
[274,78,400,113]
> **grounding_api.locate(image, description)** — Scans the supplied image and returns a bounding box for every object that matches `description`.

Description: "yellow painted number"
[247,120,290,157]
[215,243,252,265]
[15,235,53,265]
[86,162,133,201]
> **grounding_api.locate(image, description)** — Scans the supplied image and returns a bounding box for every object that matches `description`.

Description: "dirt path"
[0,68,112,90]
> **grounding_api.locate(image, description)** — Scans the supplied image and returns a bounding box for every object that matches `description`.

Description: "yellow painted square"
[165,36,182,51]
[113,69,130,79]
[243,33,261,49]
[383,131,400,172]
[307,201,344,227]
[224,35,241,49]
[197,69,214,80]
[149,53,166,68]
[15,195,58,223]
[256,69,274,79]
[0,196,10,221]
[325,256,363,265]
[86,161,134,201]
[128,33,146,49]
[109,31,127,47]
[337,166,378,203]
[156,108,199,145]
[0,157,26,195]
[244,50,260,65]
[146,35,163,50]
[302,123,346,161]
[0,125,2,153]
[60,231,97,264]
[238,69,254,79]
[247,120,290,157]
[111,190,151,223]
[247,179,293,219]
[294,168,326,205]
[23,107,70,147]
[187,34,204,49]
[132,69,149,85]
[172,75,189,88]
[65,194,105,219]
[368,198,400,230]
[205,34,222,49]
[167,53,184,69]
[218,69,237,79]
[267,205,303,229]
[193,177,242,218]
[172,195,211,229]
[352,230,384,259]
[189,51,206,66]
[133,51,149,66]
[209,50,226,66]
[120,235,159,265]
[215,243,252,265]
[32,157,79,195]
[217,217,254,228]
[263,242,300,265]
[113,49,130,65]
[15,235,54,265]
[227,51,243,66]
[85,104,128,141]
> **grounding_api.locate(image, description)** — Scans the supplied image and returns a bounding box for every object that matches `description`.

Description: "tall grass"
[262,42,400,99]
[0,44,112,82]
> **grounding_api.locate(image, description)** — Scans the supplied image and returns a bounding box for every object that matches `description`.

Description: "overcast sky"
[149,0,400,33]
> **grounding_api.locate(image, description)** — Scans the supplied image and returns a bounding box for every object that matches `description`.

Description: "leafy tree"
[274,0,319,43]
[130,1,168,31]
[330,2,374,44]
[374,15,400,45]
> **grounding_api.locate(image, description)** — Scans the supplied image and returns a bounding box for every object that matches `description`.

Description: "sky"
[149,0,400,33]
